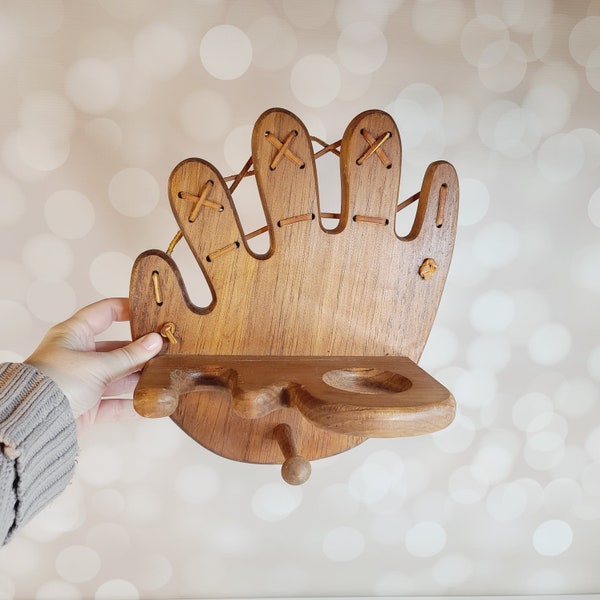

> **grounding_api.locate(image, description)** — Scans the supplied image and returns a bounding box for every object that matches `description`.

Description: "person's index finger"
[71,298,131,336]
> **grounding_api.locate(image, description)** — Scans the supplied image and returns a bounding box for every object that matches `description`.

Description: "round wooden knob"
[281,455,311,486]
[134,387,179,418]
[274,423,311,485]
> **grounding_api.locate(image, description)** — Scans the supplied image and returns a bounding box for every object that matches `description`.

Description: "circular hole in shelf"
[322,368,411,394]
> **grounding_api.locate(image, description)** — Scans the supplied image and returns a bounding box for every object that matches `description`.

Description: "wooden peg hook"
[274,423,311,485]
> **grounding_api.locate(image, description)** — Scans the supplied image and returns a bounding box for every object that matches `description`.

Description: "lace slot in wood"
[180,181,219,223]
[207,241,240,262]
[436,184,447,227]
[277,213,315,227]
[357,130,392,167]
[151,271,163,305]
[353,215,389,225]
[265,131,305,169]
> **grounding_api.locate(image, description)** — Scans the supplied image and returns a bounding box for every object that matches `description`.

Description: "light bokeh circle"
[544,478,583,512]
[412,0,466,44]
[537,132,585,183]
[337,22,387,75]
[512,392,553,432]
[469,290,515,333]
[569,16,600,66]
[405,521,447,558]
[322,526,365,562]
[486,481,528,521]
[89,251,132,298]
[460,15,509,67]
[528,322,572,366]
[586,47,600,92]
[581,462,600,496]
[65,58,120,114]
[478,41,527,93]
[0,175,26,227]
[84,117,122,151]
[571,243,600,294]
[200,25,252,80]
[532,520,573,557]
[248,16,297,71]
[585,426,600,461]
[134,553,173,592]
[290,54,341,107]
[95,579,140,600]
[524,83,571,135]
[588,187,600,227]
[15,127,70,172]
[478,100,541,158]
[35,580,81,600]
[251,483,302,522]
[224,124,253,172]
[433,415,476,453]
[109,167,160,218]
[55,545,101,583]
[349,462,395,505]
[26,280,76,323]
[472,445,515,485]
[21,234,74,282]
[554,377,598,418]
[0,15,19,62]
[589,345,600,381]
[134,22,188,80]
[449,465,489,504]
[458,178,490,226]
[45,190,95,239]
[283,0,335,29]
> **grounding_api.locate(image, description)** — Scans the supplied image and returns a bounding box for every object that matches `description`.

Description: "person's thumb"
[102,333,163,382]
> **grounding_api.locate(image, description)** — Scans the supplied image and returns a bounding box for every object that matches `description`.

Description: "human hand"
[25,298,163,428]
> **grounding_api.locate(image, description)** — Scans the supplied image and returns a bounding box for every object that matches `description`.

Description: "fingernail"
[141,332,163,351]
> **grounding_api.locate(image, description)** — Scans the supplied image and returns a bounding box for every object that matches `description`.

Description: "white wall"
[0,0,599,598]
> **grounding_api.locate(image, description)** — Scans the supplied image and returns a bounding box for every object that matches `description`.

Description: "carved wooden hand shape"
[129,108,459,484]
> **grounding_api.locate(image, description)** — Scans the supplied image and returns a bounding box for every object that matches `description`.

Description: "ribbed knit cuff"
[0,363,77,545]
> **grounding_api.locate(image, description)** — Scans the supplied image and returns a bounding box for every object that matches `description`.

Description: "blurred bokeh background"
[0,0,599,598]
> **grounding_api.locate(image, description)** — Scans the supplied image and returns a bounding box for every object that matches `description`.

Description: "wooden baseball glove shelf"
[129,107,459,485]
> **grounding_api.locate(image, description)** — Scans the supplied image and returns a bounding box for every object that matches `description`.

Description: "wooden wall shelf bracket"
[130,107,459,485]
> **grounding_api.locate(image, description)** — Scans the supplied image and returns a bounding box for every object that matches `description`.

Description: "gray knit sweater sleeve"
[0,363,77,545]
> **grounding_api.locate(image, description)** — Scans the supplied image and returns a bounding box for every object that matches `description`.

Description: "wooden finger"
[407,161,459,305]
[129,249,205,353]
[251,108,320,254]
[340,110,402,235]
[168,157,250,298]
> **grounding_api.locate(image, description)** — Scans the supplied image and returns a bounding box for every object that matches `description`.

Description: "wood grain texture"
[129,107,459,469]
